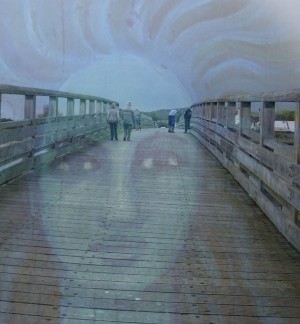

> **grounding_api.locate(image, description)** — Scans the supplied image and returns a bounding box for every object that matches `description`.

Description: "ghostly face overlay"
[41,132,195,292]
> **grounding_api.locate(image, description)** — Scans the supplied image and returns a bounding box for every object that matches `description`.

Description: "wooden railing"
[182,93,300,251]
[0,84,117,185]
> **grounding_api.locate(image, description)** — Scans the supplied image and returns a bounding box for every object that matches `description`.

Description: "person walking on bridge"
[168,109,177,133]
[107,102,119,141]
[122,101,135,141]
[134,109,142,131]
[184,107,192,133]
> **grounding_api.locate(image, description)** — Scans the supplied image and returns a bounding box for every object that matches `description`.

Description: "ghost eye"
[83,162,92,170]
[143,158,153,169]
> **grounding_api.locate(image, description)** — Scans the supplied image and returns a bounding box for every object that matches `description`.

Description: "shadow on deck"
[0,128,300,323]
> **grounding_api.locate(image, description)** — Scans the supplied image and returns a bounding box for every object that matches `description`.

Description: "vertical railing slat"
[80,99,86,115]
[67,98,74,116]
[240,101,251,136]
[260,101,275,146]
[227,102,236,130]
[49,96,58,118]
[24,95,36,121]
[295,102,300,163]
[89,100,95,114]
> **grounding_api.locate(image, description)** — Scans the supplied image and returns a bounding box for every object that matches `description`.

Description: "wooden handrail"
[0,84,117,103]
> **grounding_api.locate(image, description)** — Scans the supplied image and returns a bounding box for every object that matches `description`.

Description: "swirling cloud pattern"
[0,0,300,110]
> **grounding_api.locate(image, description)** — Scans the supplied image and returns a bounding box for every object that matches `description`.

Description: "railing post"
[101,102,105,113]
[236,101,241,132]
[201,103,205,120]
[0,93,2,120]
[240,101,251,136]
[212,102,217,123]
[292,102,300,239]
[216,102,219,125]
[260,101,275,146]
[103,102,108,114]
[67,98,74,116]
[295,102,300,163]
[207,102,212,122]
[217,102,225,126]
[80,99,86,115]
[89,100,95,114]
[224,102,228,128]
[24,95,36,121]
[96,100,102,114]
[49,96,58,118]
[227,102,236,129]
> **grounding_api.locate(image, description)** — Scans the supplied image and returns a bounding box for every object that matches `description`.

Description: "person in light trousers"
[122,101,135,141]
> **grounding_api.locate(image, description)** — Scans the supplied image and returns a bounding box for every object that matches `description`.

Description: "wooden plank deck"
[0,128,299,324]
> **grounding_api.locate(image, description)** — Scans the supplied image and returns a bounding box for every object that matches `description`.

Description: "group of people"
[168,107,192,133]
[106,101,141,141]
[107,102,192,141]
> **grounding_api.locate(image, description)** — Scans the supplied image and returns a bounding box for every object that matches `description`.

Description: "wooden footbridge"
[0,85,300,323]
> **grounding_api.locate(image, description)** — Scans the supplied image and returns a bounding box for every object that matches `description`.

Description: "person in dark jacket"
[184,107,192,133]
[107,102,119,140]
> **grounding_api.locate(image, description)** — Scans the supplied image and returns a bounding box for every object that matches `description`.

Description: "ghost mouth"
[88,238,148,267]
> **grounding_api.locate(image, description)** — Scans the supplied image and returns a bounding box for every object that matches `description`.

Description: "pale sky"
[1,0,300,111]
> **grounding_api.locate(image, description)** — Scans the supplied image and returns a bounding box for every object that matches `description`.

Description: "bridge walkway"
[0,128,299,323]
